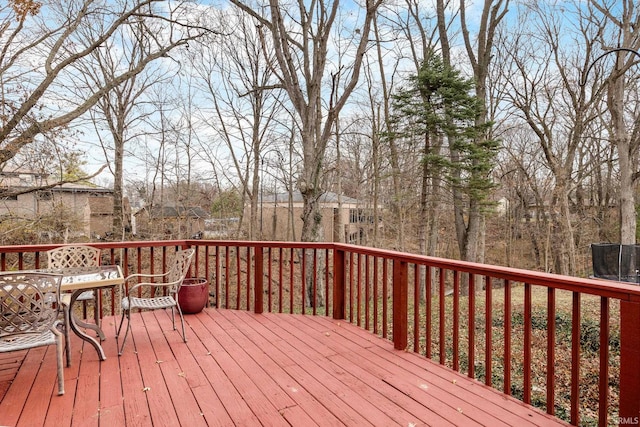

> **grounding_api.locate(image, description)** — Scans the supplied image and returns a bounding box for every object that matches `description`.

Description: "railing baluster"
[289,247,294,314]
[214,245,220,309]
[468,273,475,379]
[524,282,532,404]
[278,247,283,313]
[137,247,143,300]
[570,291,581,426]
[373,256,379,334]
[598,296,609,426]
[254,247,263,314]
[301,248,306,315]
[204,245,210,305]
[325,248,330,314]
[267,247,273,312]
[224,246,230,308]
[453,270,460,371]
[236,246,241,310]
[426,266,432,359]
[547,287,556,415]
[365,254,371,331]
[246,246,251,311]
[485,275,492,387]
[414,263,420,353]
[439,268,445,365]
[349,251,354,323]
[504,279,511,395]
[382,258,388,340]
[312,249,317,316]
[356,253,362,327]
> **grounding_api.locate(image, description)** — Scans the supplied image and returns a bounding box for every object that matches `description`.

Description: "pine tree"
[390,53,498,260]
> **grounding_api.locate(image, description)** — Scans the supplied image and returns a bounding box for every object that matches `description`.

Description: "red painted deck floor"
[0,309,567,426]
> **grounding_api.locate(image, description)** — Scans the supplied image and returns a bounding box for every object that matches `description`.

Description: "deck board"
[187,311,262,426]
[301,315,527,426]
[0,309,569,426]
[259,313,423,426]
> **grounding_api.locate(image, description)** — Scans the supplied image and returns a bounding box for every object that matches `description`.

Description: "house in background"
[133,205,209,238]
[254,190,377,244]
[0,169,120,238]
[85,196,132,239]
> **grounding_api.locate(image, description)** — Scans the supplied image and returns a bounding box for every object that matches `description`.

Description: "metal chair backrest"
[0,273,62,339]
[47,245,101,269]
[167,248,196,294]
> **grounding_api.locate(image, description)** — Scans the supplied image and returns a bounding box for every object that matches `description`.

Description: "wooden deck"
[0,309,567,426]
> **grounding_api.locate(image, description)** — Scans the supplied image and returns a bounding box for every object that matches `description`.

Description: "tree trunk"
[609,65,636,244]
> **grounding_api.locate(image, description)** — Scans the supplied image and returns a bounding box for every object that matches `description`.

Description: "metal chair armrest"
[126,279,182,296]
[124,271,171,283]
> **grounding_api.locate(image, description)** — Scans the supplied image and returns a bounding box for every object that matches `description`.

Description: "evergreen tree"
[390,53,498,259]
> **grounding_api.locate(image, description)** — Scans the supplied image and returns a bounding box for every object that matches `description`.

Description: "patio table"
[48,265,123,361]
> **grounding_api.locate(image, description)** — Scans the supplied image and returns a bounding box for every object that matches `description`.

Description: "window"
[350,208,374,224]
[349,209,357,223]
[0,187,17,200]
[37,191,53,201]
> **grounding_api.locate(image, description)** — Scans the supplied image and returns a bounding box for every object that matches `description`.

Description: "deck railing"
[0,239,638,427]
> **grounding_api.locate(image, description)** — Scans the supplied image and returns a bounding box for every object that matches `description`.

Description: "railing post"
[619,299,640,426]
[332,248,346,320]
[254,247,263,314]
[393,259,408,351]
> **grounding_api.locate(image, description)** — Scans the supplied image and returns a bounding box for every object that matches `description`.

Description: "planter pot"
[178,278,208,314]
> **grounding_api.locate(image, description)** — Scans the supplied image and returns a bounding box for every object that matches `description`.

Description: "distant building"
[252,190,377,243]
[133,205,210,238]
[85,196,133,239]
[0,169,121,238]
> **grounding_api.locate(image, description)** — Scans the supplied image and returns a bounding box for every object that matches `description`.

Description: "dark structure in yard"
[591,243,640,283]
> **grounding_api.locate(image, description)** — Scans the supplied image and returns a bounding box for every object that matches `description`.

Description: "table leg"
[69,290,107,361]
[72,290,105,341]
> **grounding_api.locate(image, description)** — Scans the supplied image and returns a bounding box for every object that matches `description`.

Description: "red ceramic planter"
[178,278,208,314]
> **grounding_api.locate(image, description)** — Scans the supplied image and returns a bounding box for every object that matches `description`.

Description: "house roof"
[260,190,360,205]
[0,169,112,194]
[51,182,112,193]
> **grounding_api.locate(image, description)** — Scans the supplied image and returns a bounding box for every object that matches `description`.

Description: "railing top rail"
[0,240,336,253]
[1,239,638,301]
[331,243,640,301]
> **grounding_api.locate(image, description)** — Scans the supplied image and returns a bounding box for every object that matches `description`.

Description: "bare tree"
[191,9,285,240]
[0,0,209,194]
[84,38,171,238]
[228,0,383,246]
[495,1,611,274]
[588,1,640,244]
